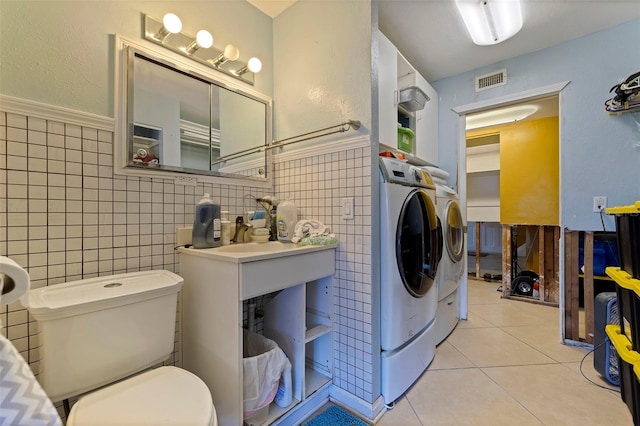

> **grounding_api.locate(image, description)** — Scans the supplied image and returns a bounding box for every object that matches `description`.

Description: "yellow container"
[607,267,640,351]
[397,126,414,153]
[606,201,640,280]
[606,325,640,423]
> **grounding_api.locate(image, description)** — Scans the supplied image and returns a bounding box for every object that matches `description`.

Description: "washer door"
[444,200,465,263]
[396,189,441,297]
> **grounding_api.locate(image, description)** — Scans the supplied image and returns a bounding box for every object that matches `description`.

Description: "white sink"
[215,241,299,254]
[179,241,337,299]
[179,241,337,264]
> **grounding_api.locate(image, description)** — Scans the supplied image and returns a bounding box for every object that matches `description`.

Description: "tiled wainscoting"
[0,110,272,387]
[0,103,378,414]
[274,144,374,402]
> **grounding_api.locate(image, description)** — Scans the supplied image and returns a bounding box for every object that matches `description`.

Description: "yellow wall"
[467,116,559,225]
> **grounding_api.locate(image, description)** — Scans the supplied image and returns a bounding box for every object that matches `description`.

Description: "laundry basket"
[243,330,289,425]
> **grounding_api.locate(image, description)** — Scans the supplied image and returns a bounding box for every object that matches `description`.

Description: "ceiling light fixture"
[143,14,261,85]
[466,104,538,130]
[455,0,523,46]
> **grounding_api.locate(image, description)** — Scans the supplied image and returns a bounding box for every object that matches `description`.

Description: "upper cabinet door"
[377,31,399,148]
[415,72,439,166]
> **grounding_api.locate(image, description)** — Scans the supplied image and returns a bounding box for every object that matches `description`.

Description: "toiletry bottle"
[269,206,278,241]
[277,199,297,242]
[221,210,230,246]
[192,193,221,249]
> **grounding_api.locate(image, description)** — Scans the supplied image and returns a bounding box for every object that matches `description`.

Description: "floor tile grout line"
[476,365,547,425]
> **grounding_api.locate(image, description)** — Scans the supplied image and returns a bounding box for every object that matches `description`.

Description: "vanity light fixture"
[143,13,260,85]
[211,44,241,67]
[235,57,263,76]
[455,0,523,46]
[153,13,182,42]
[184,30,214,55]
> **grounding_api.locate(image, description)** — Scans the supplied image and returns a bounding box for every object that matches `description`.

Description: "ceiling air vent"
[475,69,507,92]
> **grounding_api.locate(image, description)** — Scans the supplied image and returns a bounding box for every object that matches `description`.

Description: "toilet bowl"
[27,270,217,425]
[67,367,217,426]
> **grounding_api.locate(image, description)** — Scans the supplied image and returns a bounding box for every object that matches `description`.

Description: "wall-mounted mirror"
[122,45,271,182]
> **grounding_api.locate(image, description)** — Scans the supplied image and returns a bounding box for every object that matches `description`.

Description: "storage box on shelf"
[606,267,640,352]
[606,201,640,280]
[605,325,640,424]
[397,126,414,153]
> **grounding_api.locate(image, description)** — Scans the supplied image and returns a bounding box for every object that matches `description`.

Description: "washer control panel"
[380,157,434,189]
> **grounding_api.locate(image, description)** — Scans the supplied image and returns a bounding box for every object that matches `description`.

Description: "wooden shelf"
[132,135,160,149]
[305,364,331,399]
[578,274,614,282]
[264,398,301,425]
[305,324,331,343]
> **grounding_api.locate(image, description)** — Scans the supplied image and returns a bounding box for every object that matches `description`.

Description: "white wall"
[433,19,640,231]
[0,0,273,117]
[273,0,379,408]
[273,0,372,142]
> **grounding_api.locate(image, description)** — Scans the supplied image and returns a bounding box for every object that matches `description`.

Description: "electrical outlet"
[593,196,607,212]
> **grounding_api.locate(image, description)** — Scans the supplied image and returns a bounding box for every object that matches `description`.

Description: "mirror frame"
[114,34,273,188]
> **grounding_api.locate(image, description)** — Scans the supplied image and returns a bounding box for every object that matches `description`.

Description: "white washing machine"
[379,157,442,404]
[433,183,465,344]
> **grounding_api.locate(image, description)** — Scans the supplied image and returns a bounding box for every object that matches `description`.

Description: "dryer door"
[444,200,465,263]
[396,189,441,297]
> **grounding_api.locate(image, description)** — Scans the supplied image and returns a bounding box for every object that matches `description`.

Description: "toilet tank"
[28,270,183,402]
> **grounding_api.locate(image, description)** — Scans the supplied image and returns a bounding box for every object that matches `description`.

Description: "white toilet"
[27,270,217,425]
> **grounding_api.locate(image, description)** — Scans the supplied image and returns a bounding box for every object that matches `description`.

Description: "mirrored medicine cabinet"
[117,39,272,183]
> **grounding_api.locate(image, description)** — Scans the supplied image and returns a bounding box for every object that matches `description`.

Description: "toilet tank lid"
[28,270,184,320]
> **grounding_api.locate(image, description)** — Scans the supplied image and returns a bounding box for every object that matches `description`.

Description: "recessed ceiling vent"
[475,69,507,92]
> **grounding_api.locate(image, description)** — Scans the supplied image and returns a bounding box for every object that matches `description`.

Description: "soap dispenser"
[192,193,221,249]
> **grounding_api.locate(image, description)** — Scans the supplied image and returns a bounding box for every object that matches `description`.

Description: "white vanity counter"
[178,242,337,426]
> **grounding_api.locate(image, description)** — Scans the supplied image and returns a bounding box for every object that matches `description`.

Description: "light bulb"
[162,13,182,34]
[224,44,240,61]
[247,57,262,73]
[196,30,213,49]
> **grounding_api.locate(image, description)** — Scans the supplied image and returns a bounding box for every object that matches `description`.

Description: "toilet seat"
[67,366,216,425]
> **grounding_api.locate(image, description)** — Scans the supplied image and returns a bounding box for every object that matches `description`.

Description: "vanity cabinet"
[263,278,333,402]
[178,244,336,426]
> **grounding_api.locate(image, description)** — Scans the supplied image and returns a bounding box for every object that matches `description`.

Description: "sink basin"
[179,241,338,300]
[179,241,337,264]
[215,241,298,254]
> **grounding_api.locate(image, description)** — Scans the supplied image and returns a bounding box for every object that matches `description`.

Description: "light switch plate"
[341,197,355,220]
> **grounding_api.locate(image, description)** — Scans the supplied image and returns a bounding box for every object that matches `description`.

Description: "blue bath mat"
[304,405,368,426]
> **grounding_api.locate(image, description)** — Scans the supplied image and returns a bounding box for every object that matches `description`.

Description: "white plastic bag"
[242,330,289,421]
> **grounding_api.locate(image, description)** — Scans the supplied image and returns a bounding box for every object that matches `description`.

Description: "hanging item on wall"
[605,70,640,114]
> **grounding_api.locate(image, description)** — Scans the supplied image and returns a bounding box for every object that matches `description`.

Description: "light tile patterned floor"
[377,278,632,425]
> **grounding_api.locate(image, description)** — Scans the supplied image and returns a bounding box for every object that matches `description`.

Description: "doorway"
[465,95,559,283]
[453,81,569,324]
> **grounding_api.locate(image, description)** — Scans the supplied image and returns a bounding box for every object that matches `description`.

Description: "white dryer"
[434,184,465,344]
[379,157,442,404]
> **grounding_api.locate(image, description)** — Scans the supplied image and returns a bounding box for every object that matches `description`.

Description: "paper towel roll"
[0,256,30,307]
